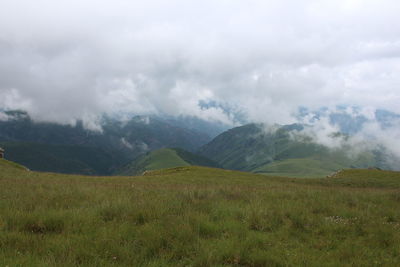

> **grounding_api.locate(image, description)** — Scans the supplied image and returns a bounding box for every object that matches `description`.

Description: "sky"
[0,0,400,126]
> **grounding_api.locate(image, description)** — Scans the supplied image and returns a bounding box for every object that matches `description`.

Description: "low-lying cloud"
[288,106,400,167]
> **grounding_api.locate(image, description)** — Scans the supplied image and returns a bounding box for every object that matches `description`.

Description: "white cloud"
[286,106,400,169]
[0,0,400,126]
[0,111,9,121]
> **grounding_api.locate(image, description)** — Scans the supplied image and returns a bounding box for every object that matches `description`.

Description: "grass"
[1,159,400,266]
[144,148,190,170]
[117,148,219,176]
[253,158,345,178]
[0,158,28,171]
[117,148,191,175]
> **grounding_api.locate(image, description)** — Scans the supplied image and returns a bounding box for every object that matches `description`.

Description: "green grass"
[117,148,190,175]
[144,148,191,170]
[0,158,29,171]
[117,148,218,176]
[254,158,345,178]
[1,159,400,266]
[324,169,400,188]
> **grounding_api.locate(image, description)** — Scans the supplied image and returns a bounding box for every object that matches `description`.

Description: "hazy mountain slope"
[0,111,210,153]
[173,148,220,168]
[0,111,213,174]
[161,115,231,138]
[199,123,389,177]
[198,124,272,171]
[0,142,126,175]
[117,148,219,176]
[199,123,323,171]
[102,115,211,153]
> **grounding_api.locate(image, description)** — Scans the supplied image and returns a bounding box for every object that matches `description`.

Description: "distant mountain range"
[1,109,399,177]
[0,111,216,175]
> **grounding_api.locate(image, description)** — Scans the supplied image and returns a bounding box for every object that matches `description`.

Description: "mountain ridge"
[0,111,213,174]
[199,122,396,177]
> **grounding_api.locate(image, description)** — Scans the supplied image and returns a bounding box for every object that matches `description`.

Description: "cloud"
[0,111,10,121]
[286,106,400,169]
[0,0,400,127]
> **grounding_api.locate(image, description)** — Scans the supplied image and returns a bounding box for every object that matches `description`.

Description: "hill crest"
[117,148,219,176]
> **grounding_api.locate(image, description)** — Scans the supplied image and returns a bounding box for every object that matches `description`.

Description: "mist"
[288,106,400,167]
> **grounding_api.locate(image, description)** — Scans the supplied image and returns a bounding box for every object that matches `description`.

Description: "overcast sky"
[1,0,400,125]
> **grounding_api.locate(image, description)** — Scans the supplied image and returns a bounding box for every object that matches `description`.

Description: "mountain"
[0,142,124,175]
[3,109,397,177]
[117,148,219,176]
[161,115,231,138]
[0,111,210,152]
[199,123,393,177]
[0,111,213,174]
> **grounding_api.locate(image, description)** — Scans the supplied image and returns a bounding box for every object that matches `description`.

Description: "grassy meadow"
[1,159,400,266]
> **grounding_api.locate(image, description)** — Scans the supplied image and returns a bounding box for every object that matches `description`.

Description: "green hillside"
[0,158,29,172]
[0,142,127,175]
[117,148,219,175]
[1,163,400,265]
[200,123,389,177]
[253,158,345,178]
